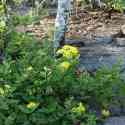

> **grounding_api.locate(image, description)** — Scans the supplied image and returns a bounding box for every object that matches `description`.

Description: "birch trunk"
[53,0,70,55]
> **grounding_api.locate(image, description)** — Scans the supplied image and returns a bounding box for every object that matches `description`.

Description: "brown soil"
[66,9,125,41]
[16,9,125,41]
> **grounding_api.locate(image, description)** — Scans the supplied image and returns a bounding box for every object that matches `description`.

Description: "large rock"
[79,45,125,72]
[115,38,125,46]
[121,25,125,36]
[104,117,125,125]
[65,36,125,72]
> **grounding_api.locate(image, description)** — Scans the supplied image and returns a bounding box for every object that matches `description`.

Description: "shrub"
[104,0,125,12]
[11,11,39,26]
[0,31,125,125]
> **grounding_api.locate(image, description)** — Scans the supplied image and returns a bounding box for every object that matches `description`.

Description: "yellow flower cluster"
[101,109,110,117]
[58,61,71,72]
[57,45,79,59]
[27,66,33,71]
[71,102,86,115]
[26,101,39,109]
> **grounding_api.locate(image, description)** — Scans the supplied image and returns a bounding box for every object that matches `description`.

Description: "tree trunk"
[53,0,70,55]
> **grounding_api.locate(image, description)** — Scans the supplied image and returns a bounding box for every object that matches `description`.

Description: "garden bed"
[13,8,125,124]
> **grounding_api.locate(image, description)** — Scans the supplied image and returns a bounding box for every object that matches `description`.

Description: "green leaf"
[19,102,39,114]
[4,112,16,125]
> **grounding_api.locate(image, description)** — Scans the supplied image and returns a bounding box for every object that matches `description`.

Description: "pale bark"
[53,0,70,55]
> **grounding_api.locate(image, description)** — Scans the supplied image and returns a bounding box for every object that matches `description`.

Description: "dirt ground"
[22,9,125,42]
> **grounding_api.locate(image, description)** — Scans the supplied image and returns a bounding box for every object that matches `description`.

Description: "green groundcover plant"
[104,0,125,12]
[0,31,125,125]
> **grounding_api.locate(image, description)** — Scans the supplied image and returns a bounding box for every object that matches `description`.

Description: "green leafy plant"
[0,24,125,125]
[105,0,125,12]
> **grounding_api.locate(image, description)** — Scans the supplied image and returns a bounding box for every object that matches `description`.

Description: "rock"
[85,36,113,46]
[15,25,26,33]
[122,104,125,115]
[109,104,122,116]
[95,36,113,44]
[65,36,113,47]
[115,38,125,46]
[121,25,125,36]
[26,27,33,32]
[65,39,85,47]
[79,45,125,72]
[104,117,125,125]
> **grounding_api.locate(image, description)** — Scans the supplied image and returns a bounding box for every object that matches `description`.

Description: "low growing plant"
[0,31,125,125]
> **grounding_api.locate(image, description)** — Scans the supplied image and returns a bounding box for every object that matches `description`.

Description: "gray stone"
[94,36,113,45]
[65,39,85,47]
[109,104,122,116]
[121,25,125,36]
[84,36,113,46]
[122,104,125,114]
[115,38,125,46]
[79,45,125,72]
[65,36,112,47]
[15,25,26,33]
[104,117,125,125]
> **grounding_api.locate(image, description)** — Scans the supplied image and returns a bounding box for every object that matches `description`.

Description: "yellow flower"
[57,45,79,59]
[101,109,110,117]
[72,102,86,115]
[27,66,33,71]
[58,61,71,72]
[26,101,39,109]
